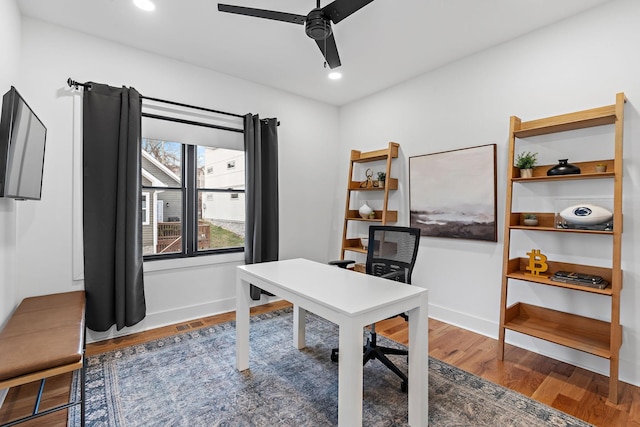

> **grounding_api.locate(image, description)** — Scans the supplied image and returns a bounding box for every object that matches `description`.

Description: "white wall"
[15,18,339,341]
[0,0,21,327]
[334,0,640,386]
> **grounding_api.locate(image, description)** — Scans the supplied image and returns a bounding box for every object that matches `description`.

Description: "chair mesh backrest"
[366,226,421,284]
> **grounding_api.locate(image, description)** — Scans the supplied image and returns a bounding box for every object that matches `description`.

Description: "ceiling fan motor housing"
[305,8,332,40]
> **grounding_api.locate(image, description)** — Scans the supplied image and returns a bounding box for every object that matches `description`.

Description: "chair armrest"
[328,260,356,269]
[380,270,406,282]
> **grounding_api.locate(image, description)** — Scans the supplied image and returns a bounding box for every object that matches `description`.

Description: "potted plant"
[515,151,538,178]
[523,213,538,226]
[376,171,386,188]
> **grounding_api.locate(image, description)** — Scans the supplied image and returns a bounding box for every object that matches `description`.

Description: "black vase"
[547,159,581,176]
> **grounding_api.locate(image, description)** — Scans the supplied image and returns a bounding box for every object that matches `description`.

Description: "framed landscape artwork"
[409,144,497,242]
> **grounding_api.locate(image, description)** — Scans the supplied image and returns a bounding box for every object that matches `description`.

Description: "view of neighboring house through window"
[141,131,245,258]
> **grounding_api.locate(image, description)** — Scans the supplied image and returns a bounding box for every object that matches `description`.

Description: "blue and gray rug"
[71,308,592,426]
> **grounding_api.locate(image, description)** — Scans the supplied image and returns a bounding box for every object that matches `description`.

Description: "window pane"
[199,190,245,250]
[142,139,182,186]
[142,192,150,225]
[142,189,184,255]
[198,146,245,190]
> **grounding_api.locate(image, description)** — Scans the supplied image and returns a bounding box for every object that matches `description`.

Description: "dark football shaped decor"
[547,159,581,176]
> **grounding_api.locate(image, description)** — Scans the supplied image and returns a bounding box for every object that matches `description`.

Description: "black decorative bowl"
[547,159,581,176]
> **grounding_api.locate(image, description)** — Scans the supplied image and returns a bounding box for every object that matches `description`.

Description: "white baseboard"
[428,302,497,339]
[85,294,281,343]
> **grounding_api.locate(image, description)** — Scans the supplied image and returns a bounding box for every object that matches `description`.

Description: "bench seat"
[0,291,86,426]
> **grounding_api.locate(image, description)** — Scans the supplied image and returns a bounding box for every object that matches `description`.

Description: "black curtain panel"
[244,114,279,300]
[83,83,146,331]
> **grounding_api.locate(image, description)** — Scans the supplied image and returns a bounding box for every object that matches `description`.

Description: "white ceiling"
[17,0,612,106]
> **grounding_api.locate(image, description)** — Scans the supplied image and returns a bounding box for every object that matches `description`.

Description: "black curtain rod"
[142,112,243,133]
[67,77,244,119]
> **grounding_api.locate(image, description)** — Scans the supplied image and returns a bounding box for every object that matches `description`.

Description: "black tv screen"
[0,86,47,200]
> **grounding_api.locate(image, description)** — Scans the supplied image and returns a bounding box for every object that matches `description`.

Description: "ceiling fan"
[217,0,374,69]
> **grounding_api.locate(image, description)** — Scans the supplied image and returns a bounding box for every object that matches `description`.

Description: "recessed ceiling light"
[134,0,156,11]
[328,72,342,80]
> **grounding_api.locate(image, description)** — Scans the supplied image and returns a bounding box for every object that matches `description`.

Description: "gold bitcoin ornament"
[525,249,548,276]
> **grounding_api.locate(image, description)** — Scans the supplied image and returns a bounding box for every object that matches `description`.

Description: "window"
[141,192,150,225]
[141,114,245,259]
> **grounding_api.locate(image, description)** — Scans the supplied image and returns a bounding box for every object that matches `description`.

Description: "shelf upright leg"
[498,116,521,361]
[607,92,626,403]
[341,150,360,260]
[380,142,393,225]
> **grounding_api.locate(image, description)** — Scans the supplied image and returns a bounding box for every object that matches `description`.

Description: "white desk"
[236,258,428,426]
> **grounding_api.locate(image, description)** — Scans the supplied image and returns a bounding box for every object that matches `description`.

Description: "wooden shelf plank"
[511,159,615,181]
[346,210,398,222]
[508,211,613,234]
[514,105,617,137]
[343,238,367,254]
[506,257,614,295]
[504,302,612,358]
[348,178,398,191]
[351,142,399,162]
[509,226,613,235]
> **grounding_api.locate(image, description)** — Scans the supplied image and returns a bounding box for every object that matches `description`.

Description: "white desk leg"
[236,274,251,371]
[293,305,306,349]
[338,319,363,426]
[408,293,428,427]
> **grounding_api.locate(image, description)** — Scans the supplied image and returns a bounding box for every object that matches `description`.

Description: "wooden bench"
[0,291,86,426]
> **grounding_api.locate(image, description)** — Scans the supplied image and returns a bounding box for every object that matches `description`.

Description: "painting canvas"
[409,144,497,242]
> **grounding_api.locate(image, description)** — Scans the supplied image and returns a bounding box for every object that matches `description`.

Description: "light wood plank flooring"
[1,300,638,426]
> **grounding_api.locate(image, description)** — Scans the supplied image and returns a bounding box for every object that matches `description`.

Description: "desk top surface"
[238,258,427,316]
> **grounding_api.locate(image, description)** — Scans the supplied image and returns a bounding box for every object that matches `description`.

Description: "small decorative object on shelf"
[359,201,373,219]
[595,163,607,173]
[524,249,548,276]
[360,168,375,188]
[559,203,613,225]
[523,213,538,226]
[515,151,538,178]
[360,237,369,250]
[547,159,581,176]
[377,171,386,188]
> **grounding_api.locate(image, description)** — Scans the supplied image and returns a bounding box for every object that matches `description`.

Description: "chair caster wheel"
[331,350,339,363]
[400,381,408,393]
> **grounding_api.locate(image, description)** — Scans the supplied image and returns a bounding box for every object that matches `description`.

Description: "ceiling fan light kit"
[217,0,374,69]
[305,9,332,40]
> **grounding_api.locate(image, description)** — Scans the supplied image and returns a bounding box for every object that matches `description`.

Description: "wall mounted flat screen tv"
[0,86,47,200]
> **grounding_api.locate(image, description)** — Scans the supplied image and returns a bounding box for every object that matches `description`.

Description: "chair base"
[331,331,408,393]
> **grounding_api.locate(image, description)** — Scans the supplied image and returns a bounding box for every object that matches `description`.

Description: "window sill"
[143,251,245,273]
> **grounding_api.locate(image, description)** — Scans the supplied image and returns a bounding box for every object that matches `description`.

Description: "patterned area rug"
[70,308,592,426]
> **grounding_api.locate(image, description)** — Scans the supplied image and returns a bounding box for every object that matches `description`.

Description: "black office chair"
[329,225,421,392]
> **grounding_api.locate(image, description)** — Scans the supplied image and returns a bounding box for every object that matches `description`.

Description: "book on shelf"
[550,271,609,289]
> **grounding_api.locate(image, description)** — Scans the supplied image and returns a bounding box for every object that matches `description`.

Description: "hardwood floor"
[1,300,638,426]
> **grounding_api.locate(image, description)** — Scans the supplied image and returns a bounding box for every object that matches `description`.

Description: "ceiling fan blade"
[321,0,374,24]
[315,33,341,69]
[218,4,306,25]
